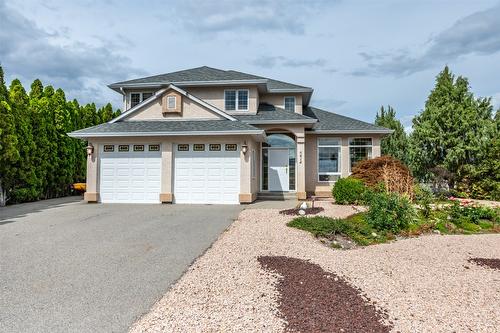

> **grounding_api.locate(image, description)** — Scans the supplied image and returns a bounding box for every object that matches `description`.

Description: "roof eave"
[67,129,265,139]
[109,79,269,90]
[239,119,317,125]
[306,129,394,134]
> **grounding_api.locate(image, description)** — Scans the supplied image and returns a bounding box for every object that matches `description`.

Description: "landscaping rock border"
[468,258,500,271]
[258,256,392,333]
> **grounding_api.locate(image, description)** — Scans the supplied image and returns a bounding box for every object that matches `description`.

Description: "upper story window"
[349,138,372,171]
[131,93,141,108]
[167,96,176,109]
[284,96,296,112]
[130,92,153,108]
[224,89,249,111]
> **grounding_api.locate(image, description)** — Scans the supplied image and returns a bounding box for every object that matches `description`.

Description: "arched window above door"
[263,134,296,148]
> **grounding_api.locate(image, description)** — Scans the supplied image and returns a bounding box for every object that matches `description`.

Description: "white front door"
[174,144,240,204]
[268,148,289,191]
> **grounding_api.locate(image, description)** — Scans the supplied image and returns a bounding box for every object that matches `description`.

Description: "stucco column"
[84,142,99,202]
[340,137,350,178]
[296,134,306,200]
[160,141,173,203]
[372,136,381,158]
[239,139,256,203]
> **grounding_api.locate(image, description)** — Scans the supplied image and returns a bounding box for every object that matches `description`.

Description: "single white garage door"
[174,143,240,204]
[99,144,161,203]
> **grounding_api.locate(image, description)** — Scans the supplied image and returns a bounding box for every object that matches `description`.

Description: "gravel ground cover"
[278,207,324,216]
[469,258,500,271]
[130,202,500,333]
[258,256,392,333]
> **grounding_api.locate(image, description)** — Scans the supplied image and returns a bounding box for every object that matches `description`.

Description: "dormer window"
[284,96,295,112]
[225,89,249,111]
[167,95,176,109]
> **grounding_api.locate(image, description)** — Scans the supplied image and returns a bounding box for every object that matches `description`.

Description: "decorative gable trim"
[109,84,236,123]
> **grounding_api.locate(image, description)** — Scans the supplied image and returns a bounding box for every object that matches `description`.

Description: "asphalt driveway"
[0,198,242,333]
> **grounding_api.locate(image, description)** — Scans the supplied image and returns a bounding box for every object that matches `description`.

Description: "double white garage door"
[99,143,240,204]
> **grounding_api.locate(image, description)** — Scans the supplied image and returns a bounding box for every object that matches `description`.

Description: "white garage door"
[99,144,161,203]
[174,143,240,204]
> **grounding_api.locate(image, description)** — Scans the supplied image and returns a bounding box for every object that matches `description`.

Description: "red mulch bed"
[468,258,500,270]
[279,207,325,216]
[258,256,392,333]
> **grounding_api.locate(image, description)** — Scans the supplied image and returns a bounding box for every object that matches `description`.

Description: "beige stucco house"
[69,66,392,204]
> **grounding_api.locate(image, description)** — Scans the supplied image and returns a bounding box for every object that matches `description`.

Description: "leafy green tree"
[98,103,114,123]
[0,67,19,206]
[0,67,121,204]
[9,79,38,202]
[28,79,51,197]
[410,66,496,190]
[375,105,409,165]
[113,109,122,118]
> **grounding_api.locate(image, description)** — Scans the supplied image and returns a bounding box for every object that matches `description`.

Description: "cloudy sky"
[1,0,500,127]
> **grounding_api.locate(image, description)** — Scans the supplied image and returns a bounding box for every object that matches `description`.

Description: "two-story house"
[69,66,392,204]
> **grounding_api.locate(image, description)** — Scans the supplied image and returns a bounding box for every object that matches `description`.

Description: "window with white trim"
[284,96,295,112]
[349,138,372,171]
[130,93,141,107]
[130,92,153,108]
[167,95,176,109]
[224,89,249,111]
[318,138,341,182]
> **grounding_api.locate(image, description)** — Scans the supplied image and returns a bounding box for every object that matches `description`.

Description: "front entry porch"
[260,131,306,200]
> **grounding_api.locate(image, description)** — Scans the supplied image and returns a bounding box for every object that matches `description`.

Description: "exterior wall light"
[86,144,94,156]
[241,142,248,154]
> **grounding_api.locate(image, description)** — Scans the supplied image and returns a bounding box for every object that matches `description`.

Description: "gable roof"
[68,120,264,138]
[109,66,313,104]
[304,107,393,134]
[109,84,236,123]
[234,103,317,124]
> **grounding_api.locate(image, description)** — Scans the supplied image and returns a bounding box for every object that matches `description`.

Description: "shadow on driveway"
[0,196,83,223]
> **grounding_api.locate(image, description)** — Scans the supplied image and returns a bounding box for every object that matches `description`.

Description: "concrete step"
[257,192,297,201]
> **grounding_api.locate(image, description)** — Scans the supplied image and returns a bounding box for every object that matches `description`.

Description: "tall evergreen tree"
[410,66,495,188]
[9,79,38,201]
[98,103,114,123]
[0,67,120,204]
[375,105,409,164]
[0,67,19,206]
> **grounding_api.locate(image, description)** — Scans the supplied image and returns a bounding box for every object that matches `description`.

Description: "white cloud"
[0,1,143,105]
[352,3,500,77]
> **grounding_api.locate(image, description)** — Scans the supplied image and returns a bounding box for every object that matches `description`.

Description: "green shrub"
[332,177,368,205]
[366,192,415,232]
[448,201,499,224]
[287,213,388,246]
[414,183,434,218]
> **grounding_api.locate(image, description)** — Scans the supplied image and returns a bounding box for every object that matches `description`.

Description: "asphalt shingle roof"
[111,66,311,91]
[69,120,262,136]
[234,103,316,123]
[303,107,392,133]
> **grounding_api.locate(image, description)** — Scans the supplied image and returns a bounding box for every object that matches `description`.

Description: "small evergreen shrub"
[414,183,434,217]
[332,177,367,205]
[366,192,415,232]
